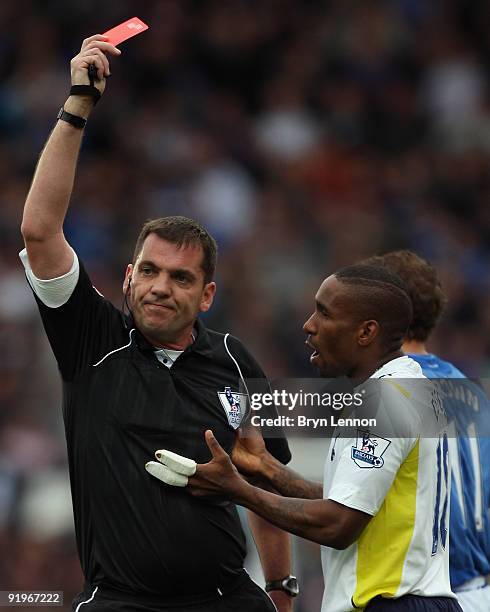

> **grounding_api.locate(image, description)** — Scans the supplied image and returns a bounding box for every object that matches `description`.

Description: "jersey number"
[467,423,484,532]
[432,432,449,555]
[448,421,484,532]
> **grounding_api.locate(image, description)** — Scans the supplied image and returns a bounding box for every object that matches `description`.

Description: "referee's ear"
[123,264,134,295]
[199,281,216,313]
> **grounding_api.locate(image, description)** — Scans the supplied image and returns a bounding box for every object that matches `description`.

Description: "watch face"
[283,576,299,595]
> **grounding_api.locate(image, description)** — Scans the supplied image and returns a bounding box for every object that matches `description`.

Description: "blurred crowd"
[0,1,489,609]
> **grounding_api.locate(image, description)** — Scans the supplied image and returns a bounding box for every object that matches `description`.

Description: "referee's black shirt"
[30,259,291,602]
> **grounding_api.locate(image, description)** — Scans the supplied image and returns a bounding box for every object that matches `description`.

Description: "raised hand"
[187,430,249,500]
[70,34,121,95]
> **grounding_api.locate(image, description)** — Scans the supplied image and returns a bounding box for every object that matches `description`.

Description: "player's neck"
[353,349,404,381]
[402,339,428,355]
[144,326,196,351]
[156,336,194,351]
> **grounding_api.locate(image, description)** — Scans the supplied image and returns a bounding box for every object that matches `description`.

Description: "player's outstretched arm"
[233,427,323,500]
[21,35,120,280]
[189,431,369,548]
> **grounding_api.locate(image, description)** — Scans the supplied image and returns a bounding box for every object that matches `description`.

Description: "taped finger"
[145,462,189,487]
[155,450,197,476]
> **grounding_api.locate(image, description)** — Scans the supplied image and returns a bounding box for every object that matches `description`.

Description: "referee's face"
[303,276,364,378]
[124,234,216,348]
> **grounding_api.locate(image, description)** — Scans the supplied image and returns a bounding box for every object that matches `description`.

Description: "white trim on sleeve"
[19,247,80,308]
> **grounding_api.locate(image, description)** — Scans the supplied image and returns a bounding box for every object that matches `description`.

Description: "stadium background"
[0,1,489,609]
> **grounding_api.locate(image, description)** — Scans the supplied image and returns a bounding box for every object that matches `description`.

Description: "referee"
[20,36,294,612]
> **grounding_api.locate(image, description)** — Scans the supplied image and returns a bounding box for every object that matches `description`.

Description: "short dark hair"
[334,264,413,351]
[362,251,447,342]
[133,216,218,284]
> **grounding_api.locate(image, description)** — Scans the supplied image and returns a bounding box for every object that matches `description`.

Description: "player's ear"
[200,282,216,313]
[357,320,379,346]
[123,264,133,295]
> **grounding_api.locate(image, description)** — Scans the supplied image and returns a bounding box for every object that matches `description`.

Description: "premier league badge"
[217,387,247,429]
[351,429,391,468]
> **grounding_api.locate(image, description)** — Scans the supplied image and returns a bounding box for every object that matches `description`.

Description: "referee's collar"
[126,315,213,358]
[188,318,214,357]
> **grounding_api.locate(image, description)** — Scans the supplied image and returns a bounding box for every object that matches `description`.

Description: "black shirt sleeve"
[30,259,125,382]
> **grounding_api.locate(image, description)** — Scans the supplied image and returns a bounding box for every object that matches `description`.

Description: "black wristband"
[69,64,101,105]
[57,107,86,129]
[69,85,101,105]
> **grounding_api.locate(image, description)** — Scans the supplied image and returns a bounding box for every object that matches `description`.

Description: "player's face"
[303,276,361,378]
[123,234,216,348]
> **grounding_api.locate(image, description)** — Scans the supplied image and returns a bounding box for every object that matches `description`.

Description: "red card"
[102,17,149,46]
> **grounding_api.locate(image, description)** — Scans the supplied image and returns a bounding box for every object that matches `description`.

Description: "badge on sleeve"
[351,430,391,468]
[217,387,247,429]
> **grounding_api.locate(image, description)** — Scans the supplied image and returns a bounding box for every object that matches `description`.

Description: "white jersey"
[321,356,455,612]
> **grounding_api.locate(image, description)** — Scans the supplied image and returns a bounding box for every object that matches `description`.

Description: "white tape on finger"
[155,449,197,476]
[145,461,189,487]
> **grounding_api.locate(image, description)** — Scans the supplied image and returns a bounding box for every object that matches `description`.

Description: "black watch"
[265,575,299,597]
[57,107,87,129]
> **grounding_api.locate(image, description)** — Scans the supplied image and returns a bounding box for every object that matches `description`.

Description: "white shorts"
[456,581,490,612]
